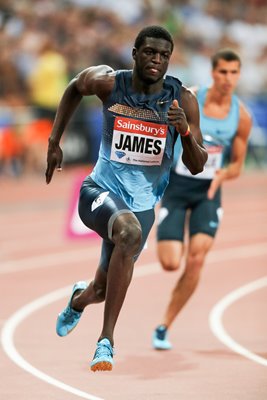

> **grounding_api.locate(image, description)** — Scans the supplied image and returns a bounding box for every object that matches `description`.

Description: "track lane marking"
[1,286,104,400]
[209,276,267,367]
[1,241,267,274]
[1,265,162,400]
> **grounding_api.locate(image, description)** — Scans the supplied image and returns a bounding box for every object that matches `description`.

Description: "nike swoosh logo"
[91,191,109,212]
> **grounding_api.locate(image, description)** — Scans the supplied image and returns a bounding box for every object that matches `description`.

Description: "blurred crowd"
[1,0,267,177]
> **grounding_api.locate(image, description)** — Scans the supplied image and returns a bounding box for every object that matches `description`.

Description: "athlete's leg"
[67,211,141,371]
[162,233,214,328]
[71,265,108,311]
[153,203,188,349]
[157,240,184,271]
[96,208,155,345]
[161,194,222,329]
[156,204,187,271]
[79,180,155,347]
[98,212,142,345]
[72,238,117,311]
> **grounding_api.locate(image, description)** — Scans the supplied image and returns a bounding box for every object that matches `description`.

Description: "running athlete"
[152,49,252,350]
[45,25,207,371]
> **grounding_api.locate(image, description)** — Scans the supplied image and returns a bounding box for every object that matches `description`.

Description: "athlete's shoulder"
[165,74,182,87]
[236,98,252,137]
[238,98,251,117]
[74,65,117,99]
[181,85,198,103]
[76,65,115,80]
[237,98,252,124]
[188,85,200,96]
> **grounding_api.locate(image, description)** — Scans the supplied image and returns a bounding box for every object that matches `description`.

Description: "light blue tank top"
[173,86,240,179]
[90,70,182,211]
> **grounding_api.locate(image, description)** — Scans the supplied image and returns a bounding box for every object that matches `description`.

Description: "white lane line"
[209,276,267,367]
[1,285,105,400]
[0,263,160,400]
[1,241,267,274]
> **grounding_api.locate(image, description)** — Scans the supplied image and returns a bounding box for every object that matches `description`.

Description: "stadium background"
[1,2,267,399]
[1,0,267,174]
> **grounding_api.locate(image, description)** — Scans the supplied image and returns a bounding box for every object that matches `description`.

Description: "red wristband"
[180,124,190,137]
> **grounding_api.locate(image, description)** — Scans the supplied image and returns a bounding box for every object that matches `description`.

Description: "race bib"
[110,117,167,166]
[176,145,223,179]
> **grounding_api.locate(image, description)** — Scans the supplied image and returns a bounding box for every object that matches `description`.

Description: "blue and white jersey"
[90,70,182,211]
[173,86,240,180]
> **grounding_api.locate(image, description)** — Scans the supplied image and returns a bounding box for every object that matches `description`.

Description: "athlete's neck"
[207,85,233,106]
[131,71,164,95]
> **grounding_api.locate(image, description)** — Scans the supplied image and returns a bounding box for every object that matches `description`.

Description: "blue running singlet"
[90,70,182,211]
[173,86,240,179]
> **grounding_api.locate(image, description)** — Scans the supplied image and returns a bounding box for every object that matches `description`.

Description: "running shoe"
[90,338,114,371]
[152,325,172,350]
[56,281,87,337]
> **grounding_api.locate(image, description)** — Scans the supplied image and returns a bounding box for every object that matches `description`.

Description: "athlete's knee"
[113,218,142,256]
[158,252,181,271]
[163,260,180,271]
[187,234,214,275]
[186,251,206,275]
[157,241,182,271]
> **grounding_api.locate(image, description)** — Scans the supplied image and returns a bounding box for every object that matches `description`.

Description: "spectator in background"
[0,39,28,176]
[13,38,69,173]
[0,0,267,175]
[27,38,69,121]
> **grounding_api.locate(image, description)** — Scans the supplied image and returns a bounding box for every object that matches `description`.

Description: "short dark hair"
[134,25,174,53]
[211,48,241,69]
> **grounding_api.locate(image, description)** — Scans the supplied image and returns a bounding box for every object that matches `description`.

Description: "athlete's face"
[212,59,241,95]
[132,37,172,84]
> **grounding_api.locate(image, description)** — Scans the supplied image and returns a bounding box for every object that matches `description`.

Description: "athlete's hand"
[207,169,226,199]
[168,99,188,135]
[45,140,63,184]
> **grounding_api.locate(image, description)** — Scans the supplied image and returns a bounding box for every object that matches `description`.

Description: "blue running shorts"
[157,172,222,241]
[79,176,155,271]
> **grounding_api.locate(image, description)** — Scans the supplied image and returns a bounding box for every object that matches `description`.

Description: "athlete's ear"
[132,47,137,60]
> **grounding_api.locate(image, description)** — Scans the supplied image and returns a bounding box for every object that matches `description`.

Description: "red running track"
[0,167,267,400]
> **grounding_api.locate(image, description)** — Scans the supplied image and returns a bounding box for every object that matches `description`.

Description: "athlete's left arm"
[207,103,252,199]
[168,86,208,175]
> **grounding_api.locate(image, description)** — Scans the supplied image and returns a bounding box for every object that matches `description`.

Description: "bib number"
[110,117,167,166]
[176,145,223,179]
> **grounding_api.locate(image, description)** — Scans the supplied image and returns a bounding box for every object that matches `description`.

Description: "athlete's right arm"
[45,65,115,184]
[207,102,252,199]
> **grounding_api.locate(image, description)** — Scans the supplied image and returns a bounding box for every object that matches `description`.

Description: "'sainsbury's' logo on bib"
[111,116,167,166]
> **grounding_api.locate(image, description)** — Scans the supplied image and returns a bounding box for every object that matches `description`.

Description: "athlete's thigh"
[157,197,187,242]
[133,208,155,259]
[189,194,223,239]
[156,195,187,269]
[78,176,132,241]
[188,232,214,258]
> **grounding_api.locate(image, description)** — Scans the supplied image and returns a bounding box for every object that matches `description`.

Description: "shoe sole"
[153,341,172,350]
[65,324,77,335]
[91,361,113,372]
[154,346,172,350]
